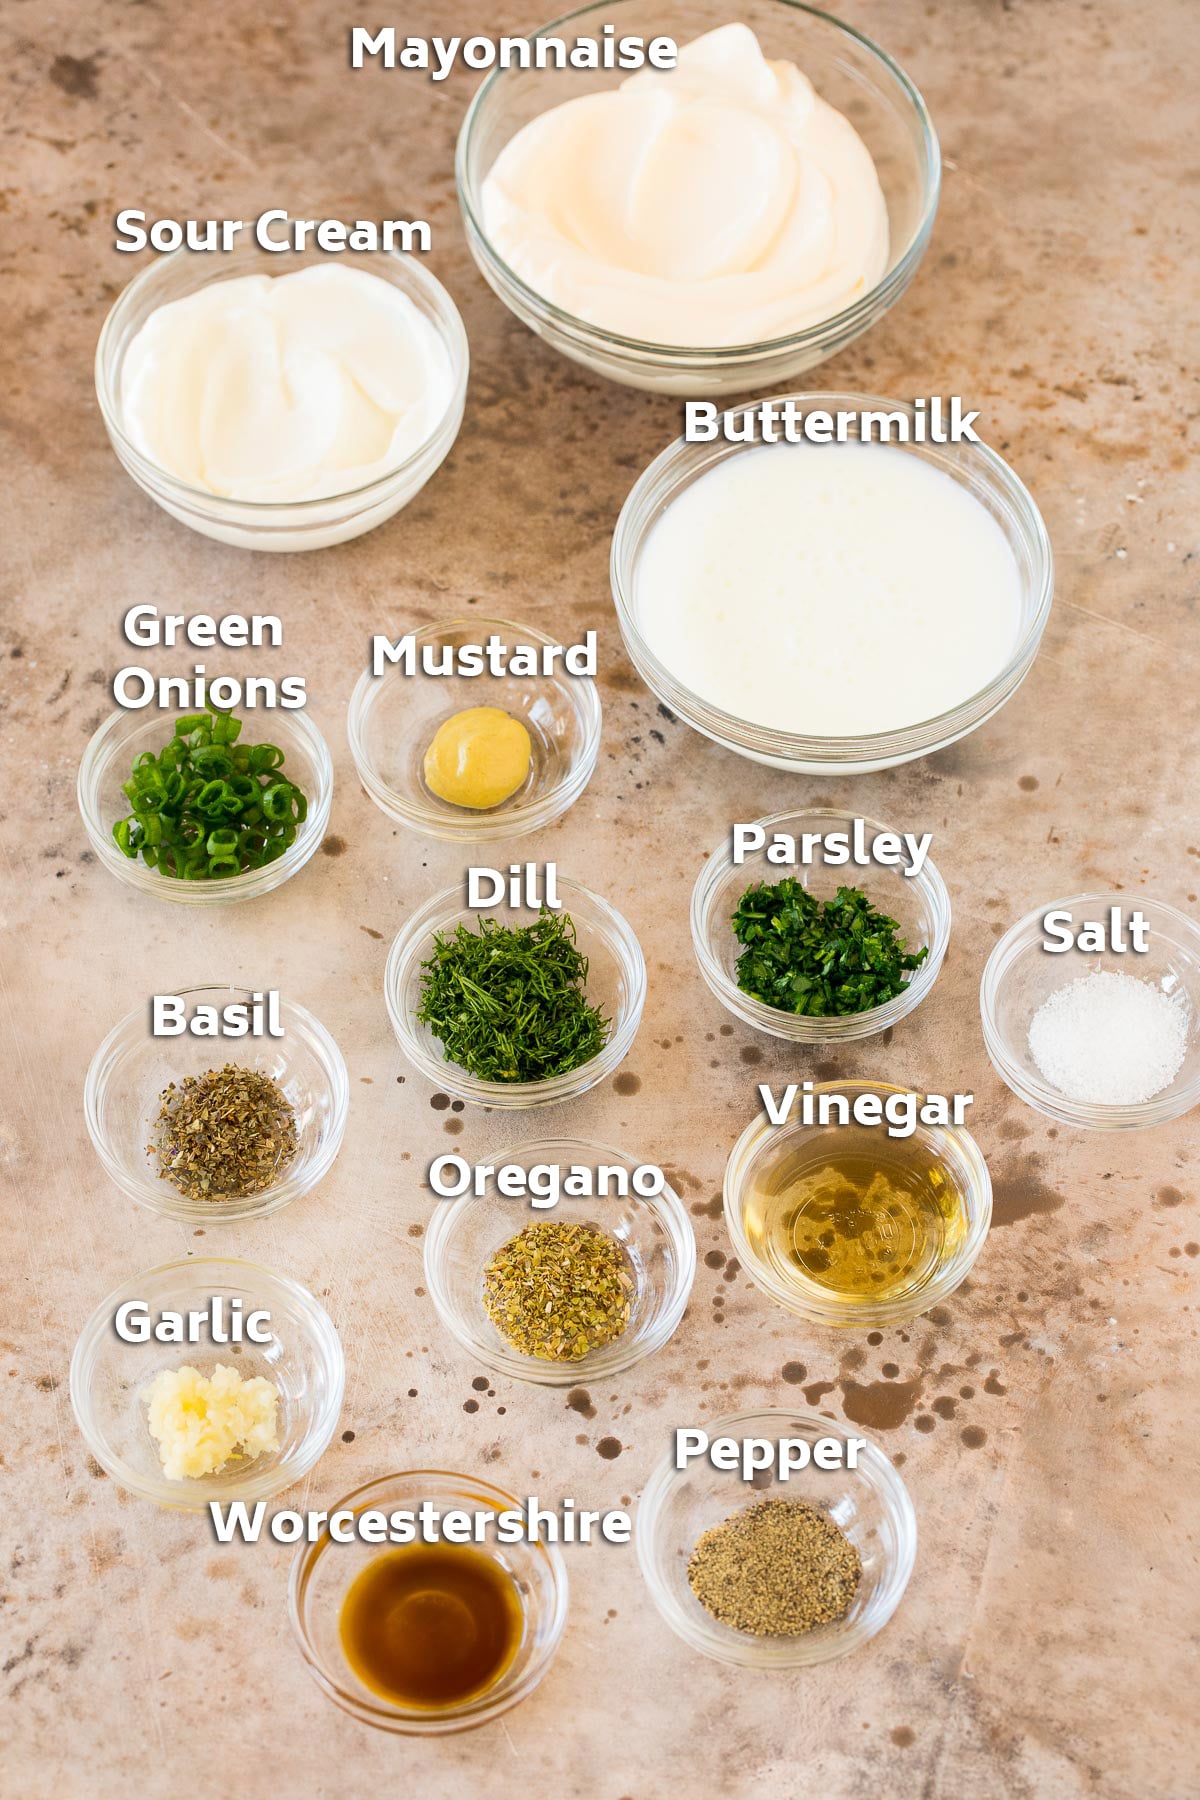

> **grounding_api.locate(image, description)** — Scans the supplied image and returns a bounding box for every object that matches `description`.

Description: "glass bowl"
[636,1407,915,1667]
[78,705,334,906]
[70,1256,345,1512]
[384,877,646,1108]
[84,984,350,1222]
[456,0,939,395]
[95,236,468,551]
[691,806,950,1043]
[288,1469,568,1733]
[346,617,601,841]
[612,392,1053,772]
[423,1139,695,1385]
[724,1080,992,1328]
[981,892,1200,1130]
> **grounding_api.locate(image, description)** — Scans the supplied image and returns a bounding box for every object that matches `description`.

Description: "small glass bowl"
[691,806,950,1043]
[84,985,350,1222]
[636,1407,915,1667]
[95,237,468,551]
[346,617,601,841]
[457,0,939,395]
[70,1256,345,1512]
[384,878,646,1108]
[981,893,1200,1130]
[289,1469,569,1733]
[612,393,1053,773]
[78,705,334,906]
[724,1081,992,1328]
[423,1140,695,1385]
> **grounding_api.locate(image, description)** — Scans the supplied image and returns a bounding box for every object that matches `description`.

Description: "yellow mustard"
[423,706,532,810]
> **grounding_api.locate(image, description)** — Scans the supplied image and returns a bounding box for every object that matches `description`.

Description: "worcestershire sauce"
[339,1544,523,1709]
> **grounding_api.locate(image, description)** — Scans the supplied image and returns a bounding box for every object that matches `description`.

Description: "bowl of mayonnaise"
[456,2,939,394]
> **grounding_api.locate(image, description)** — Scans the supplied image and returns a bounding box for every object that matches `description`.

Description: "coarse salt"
[1028,971,1188,1106]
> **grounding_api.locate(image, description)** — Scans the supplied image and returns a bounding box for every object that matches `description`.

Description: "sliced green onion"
[248,744,285,774]
[110,710,310,884]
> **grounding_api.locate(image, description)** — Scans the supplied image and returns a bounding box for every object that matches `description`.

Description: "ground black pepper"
[687,1497,861,1636]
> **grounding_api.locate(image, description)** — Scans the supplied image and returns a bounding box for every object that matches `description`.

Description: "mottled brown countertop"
[2,2,1199,1795]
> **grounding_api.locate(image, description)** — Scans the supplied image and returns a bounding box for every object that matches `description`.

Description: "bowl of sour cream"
[95,237,469,551]
[611,393,1054,773]
[456,3,939,395]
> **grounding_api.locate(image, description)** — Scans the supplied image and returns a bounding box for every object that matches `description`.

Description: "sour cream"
[120,266,455,503]
[480,23,888,347]
[632,442,1023,738]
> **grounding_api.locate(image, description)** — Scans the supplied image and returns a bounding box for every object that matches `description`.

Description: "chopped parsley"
[731,879,928,1017]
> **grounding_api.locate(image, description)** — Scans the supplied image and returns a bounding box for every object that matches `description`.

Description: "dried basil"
[150,1064,298,1202]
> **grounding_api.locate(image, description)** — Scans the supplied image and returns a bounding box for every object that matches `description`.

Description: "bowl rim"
[69,1254,346,1510]
[723,1078,993,1326]
[455,0,941,362]
[346,614,603,839]
[82,982,351,1221]
[690,804,952,1042]
[384,875,647,1107]
[287,1467,569,1732]
[94,238,470,514]
[610,391,1055,763]
[635,1404,917,1667]
[422,1137,697,1384]
[980,889,1200,1129]
[77,704,335,904]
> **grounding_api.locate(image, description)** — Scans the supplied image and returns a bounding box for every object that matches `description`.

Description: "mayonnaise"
[633,442,1022,738]
[121,266,455,503]
[480,23,889,348]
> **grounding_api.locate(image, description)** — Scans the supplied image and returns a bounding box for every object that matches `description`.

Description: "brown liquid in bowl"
[339,1543,523,1710]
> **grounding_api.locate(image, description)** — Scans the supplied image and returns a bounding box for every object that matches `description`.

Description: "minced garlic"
[144,1362,280,1481]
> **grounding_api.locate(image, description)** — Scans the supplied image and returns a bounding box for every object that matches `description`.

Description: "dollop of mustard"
[423,706,532,811]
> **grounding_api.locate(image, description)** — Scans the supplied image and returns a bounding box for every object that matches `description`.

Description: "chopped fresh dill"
[416,910,609,1082]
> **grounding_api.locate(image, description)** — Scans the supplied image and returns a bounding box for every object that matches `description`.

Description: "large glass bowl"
[457,0,939,395]
[384,877,646,1108]
[95,236,468,550]
[289,1470,568,1733]
[981,893,1200,1130]
[70,1256,345,1512]
[84,984,350,1223]
[78,705,334,905]
[611,393,1053,772]
[691,806,950,1042]
[347,617,601,841]
[637,1407,915,1666]
[423,1139,695,1385]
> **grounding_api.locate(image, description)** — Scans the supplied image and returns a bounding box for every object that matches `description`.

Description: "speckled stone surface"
[2,2,1199,1795]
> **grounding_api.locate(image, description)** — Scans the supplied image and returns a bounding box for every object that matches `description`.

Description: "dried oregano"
[482,1221,633,1361]
[150,1064,298,1201]
[687,1498,861,1636]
